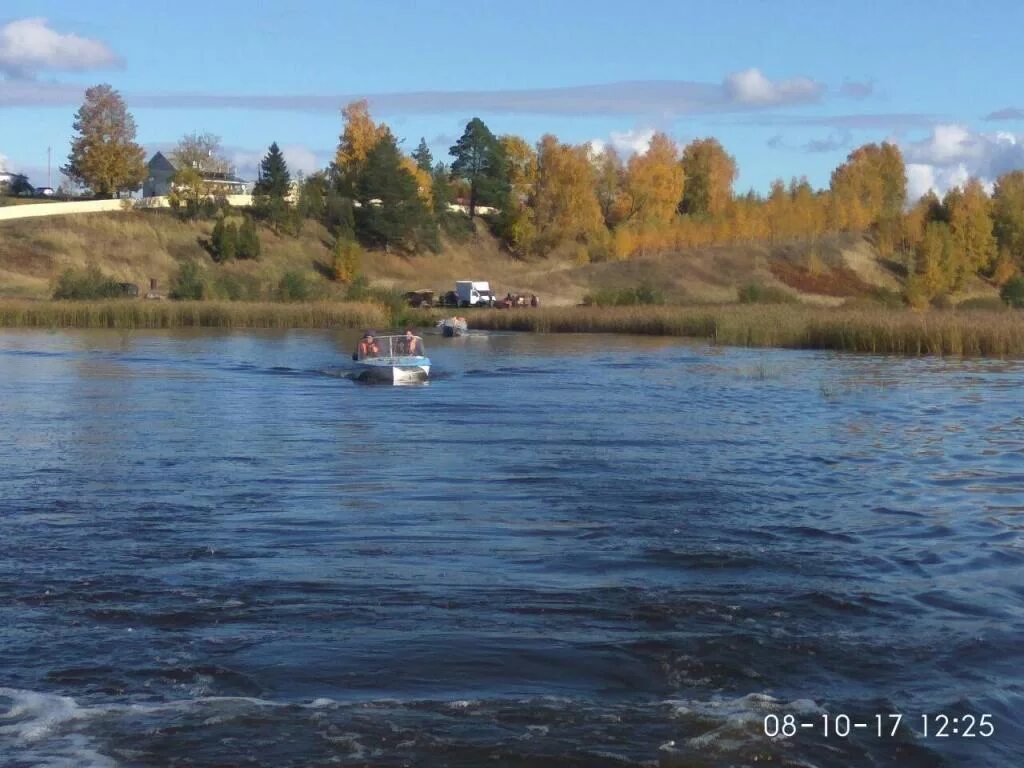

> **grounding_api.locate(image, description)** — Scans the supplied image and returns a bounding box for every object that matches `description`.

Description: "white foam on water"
[0,687,94,743]
[664,692,823,753]
[0,688,115,767]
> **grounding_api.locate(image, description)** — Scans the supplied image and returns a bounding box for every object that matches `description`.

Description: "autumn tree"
[829,142,906,232]
[992,171,1024,269]
[906,221,955,305]
[171,132,231,176]
[622,133,684,228]
[944,178,997,276]
[332,238,363,283]
[333,100,388,195]
[253,142,291,232]
[495,135,538,253]
[449,117,508,217]
[530,134,604,255]
[593,146,625,227]
[62,84,146,198]
[679,138,737,217]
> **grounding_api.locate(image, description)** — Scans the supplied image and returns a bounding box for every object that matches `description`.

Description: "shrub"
[170,260,205,300]
[211,272,262,301]
[277,271,311,302]
[583,283,666,307]
[237,216,261,260]
[210,218,238,263]
[332,238,363,283]
[1001,276,1024,308]
[52,265,123,300]
[737,282,797,304]
[958,297,1009,311]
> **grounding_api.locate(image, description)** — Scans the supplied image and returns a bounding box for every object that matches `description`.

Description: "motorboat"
[352,333,430,384]
[437,316,468,337]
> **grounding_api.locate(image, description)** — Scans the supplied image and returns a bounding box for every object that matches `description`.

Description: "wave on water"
[0,687,960,767]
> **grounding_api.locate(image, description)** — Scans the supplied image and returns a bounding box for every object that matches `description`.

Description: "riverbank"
[2,300,1021,356]
[0,300,388,330]
[465,305,1024,357]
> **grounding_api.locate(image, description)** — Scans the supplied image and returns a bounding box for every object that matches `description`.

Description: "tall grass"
[466,305,1024,357]
[0,300,388,330]
[3,300,1022,357]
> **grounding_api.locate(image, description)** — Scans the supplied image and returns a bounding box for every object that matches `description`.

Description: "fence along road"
[0,195,253,222]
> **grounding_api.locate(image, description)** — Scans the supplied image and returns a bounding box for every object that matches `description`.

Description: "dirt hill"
[0,210,1001,305]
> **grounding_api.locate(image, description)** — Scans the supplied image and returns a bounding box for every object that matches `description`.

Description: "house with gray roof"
[142,151,250,197]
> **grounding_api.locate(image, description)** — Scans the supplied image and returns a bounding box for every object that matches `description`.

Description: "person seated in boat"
[353,332,380,360]
[400,329,421,355]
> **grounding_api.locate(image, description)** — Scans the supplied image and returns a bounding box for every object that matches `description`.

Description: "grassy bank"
[3,300,1022,357]
[0,300,388,330]
[464,305,1024,357]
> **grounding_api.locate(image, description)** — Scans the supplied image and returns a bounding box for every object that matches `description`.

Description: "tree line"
[58,84,1024,304]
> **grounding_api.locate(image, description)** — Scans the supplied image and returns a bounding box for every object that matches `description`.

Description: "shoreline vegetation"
[1,299,1021,357]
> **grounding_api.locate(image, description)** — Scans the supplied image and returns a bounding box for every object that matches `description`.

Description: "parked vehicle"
[454,280,496,307]
[403,289,435,308]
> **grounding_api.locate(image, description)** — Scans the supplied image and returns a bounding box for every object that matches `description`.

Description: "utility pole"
[47,146,51,188]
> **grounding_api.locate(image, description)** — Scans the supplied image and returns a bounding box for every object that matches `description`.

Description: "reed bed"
[3,300,1022,356]
[466,305,1024,357]
[0,300,388,330]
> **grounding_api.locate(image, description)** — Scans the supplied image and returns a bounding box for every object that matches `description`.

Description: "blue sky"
[2,0,1023,199]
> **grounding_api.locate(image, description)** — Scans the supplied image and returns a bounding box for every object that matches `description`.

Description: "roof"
[147,151,176,173]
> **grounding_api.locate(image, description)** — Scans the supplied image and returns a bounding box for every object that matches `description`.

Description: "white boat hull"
[355,358,430,385]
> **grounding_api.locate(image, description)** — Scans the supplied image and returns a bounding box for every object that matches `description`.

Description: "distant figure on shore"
[530,294,539,307]
[353,332,380,360]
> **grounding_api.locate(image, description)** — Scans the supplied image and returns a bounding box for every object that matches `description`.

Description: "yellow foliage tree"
[623,132,684,228]
[62,84,146,198]
[829,142,906,231]
[332,238,363,284]
[531,134,604,254]
[334,100,388,193]
[679,137,737,217]
[944,178,997,275]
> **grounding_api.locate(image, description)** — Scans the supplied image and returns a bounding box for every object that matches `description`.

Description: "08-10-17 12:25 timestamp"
[763,713,995,739]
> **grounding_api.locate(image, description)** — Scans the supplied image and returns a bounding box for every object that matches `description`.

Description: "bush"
[52,266,123,300]
[1001,276,1024,308]
[958,297,1009,311]
[237,216,261,260]
[583,283,666,307]
[737,282,798,304]
[170,260,206,300]
[211,272,262,301]
[332,238,363,283]
[277,271,311,302]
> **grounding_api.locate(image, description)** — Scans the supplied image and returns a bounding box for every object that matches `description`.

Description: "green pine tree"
[449,118,509,218]
[355,131,437,252]
[412,138,433,173]
[253,142,292,232]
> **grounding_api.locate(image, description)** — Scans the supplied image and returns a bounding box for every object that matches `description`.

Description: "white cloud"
[228,145,325,181]
[723,68,823,107]
[281,144,320,177]
[610,128,656,156]
[0,152,8,172]
[901,124,1024,199]
[0,18,119,77]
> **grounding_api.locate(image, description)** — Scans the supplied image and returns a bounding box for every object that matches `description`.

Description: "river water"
[0,329,1021,767]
